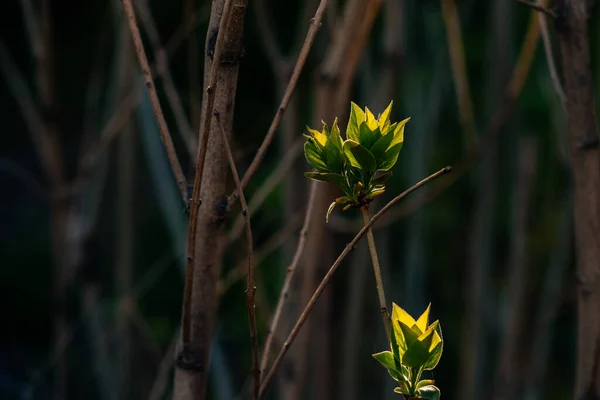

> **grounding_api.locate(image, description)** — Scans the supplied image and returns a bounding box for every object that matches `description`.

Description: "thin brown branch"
[236,0,329,196]
[259,180,317,377]
[516,0,557,18]
[219,214,302,296]
[228,139,303,243]
[258,167,453,398]
[536,1,566,106]
[182,0,235,346]
[359,207,391,342]
[216,111,260,399]
[122,0,188,202]
[555,0,600,396]
[441,0,477,147]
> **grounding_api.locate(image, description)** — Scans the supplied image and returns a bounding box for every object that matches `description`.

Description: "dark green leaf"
[370,129,394,164]
[304,172,346,187]
[344,140,376,171]
[403,326,437,368]
[372,170,393,185]
[359,122,381,149]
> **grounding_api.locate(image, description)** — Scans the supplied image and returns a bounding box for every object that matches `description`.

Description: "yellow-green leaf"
[365,107,378,130]
[416,303,431,333]
[378,100,393,133]
[342,140,361,168]
[347,102,365,142]
[378,142,403,171]
[304,141,328,171]
[390,116,410,148]
[392,303,418,332]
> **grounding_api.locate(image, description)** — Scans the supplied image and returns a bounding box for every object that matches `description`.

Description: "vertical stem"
[360,206,391,341]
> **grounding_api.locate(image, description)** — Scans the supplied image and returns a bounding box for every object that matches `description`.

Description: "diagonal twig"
[258,166,453,398]
[215,111,260,399]
[258,180,317,377]
[122,0,188,202]
[228,139,303,243]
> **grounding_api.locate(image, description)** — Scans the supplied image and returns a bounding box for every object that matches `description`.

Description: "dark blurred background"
[0,0,598,399]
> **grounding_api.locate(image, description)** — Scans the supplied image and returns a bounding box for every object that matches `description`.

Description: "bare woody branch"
[181,0,236,347]
[259,180,317,376]
[122,0,188,202]
[215,111,260,399]
[258,167,453,399]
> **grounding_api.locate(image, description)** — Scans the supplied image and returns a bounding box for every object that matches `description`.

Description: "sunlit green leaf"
[378,142,404,171]
[306,125,327,147]
[378,100,393,133]
[417,385,440,400]
[416,303,431,333]
[365,107,378,130]
[394,383,410,395]
[390,116,410,148]
[372,351,406,382]
[416,380,435,390]
[347,102,365,141]
[304,141,328,171]
[423,323,443,370]
[343,140,361,168]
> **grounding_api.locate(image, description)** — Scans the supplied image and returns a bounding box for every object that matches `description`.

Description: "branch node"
[175,346,204,372]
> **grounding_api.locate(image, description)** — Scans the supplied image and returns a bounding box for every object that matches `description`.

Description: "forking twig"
[215,110,260,399]
[121,0,188,203]
[258,166,453,398]
[234,0,329,198]
[259,180,318,377]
